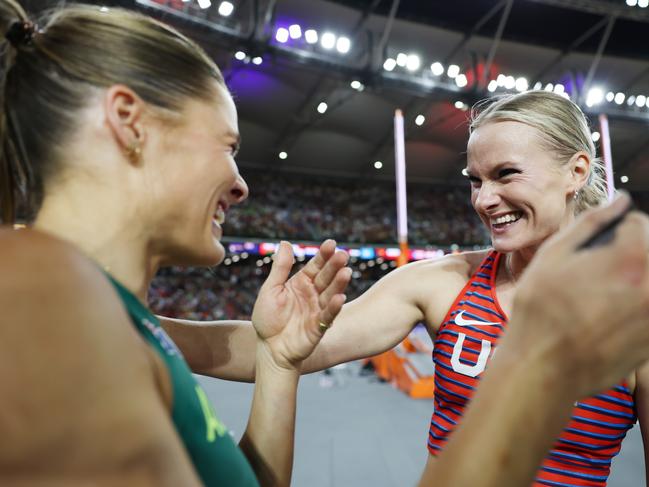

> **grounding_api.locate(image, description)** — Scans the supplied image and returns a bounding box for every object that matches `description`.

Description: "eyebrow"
[466,161,518,178]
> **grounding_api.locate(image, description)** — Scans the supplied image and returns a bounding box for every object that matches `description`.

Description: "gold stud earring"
[126,142,142,161]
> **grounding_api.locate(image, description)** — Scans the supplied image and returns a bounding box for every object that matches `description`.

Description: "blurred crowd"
[223,173,489,246]
[149,258,387,321]
[148,172,649,321]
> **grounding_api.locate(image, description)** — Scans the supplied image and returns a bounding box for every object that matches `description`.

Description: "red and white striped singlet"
[429,250,636,487]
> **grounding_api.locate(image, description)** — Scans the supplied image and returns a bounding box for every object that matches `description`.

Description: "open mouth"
[213,201,227,225]
[490,211,523,230]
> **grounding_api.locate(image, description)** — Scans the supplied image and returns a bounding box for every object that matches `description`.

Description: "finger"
[263,241,295,288]
[319,293,347,329]
[313,250,350,292]
[319,266,352,310]
[300,239,337,280]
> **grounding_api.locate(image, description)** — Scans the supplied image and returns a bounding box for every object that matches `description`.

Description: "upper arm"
[635,363,649,486]
[0,231,200,485]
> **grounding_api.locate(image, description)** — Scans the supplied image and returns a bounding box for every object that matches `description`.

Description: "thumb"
[264,241,295,289]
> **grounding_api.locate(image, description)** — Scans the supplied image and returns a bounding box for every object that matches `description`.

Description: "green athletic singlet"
[106,274,259,487]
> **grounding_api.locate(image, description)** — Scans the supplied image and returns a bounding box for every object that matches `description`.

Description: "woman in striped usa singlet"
[166,90,649,486]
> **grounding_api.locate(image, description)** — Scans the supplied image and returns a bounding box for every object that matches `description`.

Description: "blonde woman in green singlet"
[0,2,351,486]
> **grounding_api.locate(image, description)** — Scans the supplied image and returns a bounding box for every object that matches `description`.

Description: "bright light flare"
[218,1,234,16]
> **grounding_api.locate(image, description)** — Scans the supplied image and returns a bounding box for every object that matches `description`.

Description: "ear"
[566,151,590,195]
[103,84,146,163]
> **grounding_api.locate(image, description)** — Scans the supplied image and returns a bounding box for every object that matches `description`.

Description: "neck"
[503,246,538,284]
[33,184,159,301]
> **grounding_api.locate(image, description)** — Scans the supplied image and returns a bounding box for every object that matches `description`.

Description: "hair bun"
[5,20,35,48]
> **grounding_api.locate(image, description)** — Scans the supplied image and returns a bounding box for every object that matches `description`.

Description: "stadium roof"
[23,0,649,190]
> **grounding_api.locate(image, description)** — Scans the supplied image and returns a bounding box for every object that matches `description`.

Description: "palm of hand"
[252,271,324,367]
[251,240,350,370]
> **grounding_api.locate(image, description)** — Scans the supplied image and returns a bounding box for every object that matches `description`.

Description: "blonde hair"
[0,0,226,223]
[470,90,607,214]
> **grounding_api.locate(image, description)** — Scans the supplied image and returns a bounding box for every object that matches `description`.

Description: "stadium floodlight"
[497,74,506,86]
[406,54,421,71]
[100,6,109,11]
[275,28,289,43]
[628,95,636,106]
[234,51,246,60]
[447,64,460,78]
[591,131,601,142]
[430,62,444,76]
[406,54,421,72]
[640,0,648,7]
[336,36,351,54]
[515,77,528,92]
[627,0,638,5]
[461,168,469,177]
[544,83,554,92]
[533,81,542,90]
[614,92,625,105]
[197,0,211,9]
[304,29,318,44]
[605,91,615,102]
[415,114,425,126]
[646,97,649,108]
[350,80,364,91]
[504,76,516,90]
[455,74,468,88]
[488,80,498,92]
[454,101,467,110]
[383,58,397,71]
[636,95,647,107]
[374,161,383,169]
[553,84,565,95]
[279,151,288,160]
[252,56,262,65]
[317,102,328,114]
[586,87,604,107]
[289,24,302,39]
[396,53,408,67]
[218,1,234,16]
[321,32,336,50]
[621,175,629,183]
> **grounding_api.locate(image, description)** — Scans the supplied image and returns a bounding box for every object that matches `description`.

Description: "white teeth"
[214,207,225,225]
[492,213,521,225]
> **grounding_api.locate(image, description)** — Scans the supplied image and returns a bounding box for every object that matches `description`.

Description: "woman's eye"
[230,145,240,158]
[499,168,518,178]
[468,176,481,187]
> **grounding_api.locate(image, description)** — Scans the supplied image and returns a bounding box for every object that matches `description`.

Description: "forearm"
[159,315,367,380]
[159,317,258,381]
[239,342,300,487]
[420,342,574,487]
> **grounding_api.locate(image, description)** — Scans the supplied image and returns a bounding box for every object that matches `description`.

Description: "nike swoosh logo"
[454,310,500,327]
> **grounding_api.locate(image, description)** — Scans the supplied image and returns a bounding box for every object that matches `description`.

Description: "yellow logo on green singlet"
[195,385,228,442]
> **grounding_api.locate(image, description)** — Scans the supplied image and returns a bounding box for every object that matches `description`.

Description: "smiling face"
[466,120,579,255]
[145,83,248,267]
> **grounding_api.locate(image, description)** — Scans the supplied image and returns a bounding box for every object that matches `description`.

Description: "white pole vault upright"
[394,109,409,267]
[598,113,615,201]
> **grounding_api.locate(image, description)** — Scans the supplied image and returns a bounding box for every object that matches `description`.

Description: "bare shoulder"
[388,248,490,287]
[0,229,194,483]
[0,228,131,337]
[387,249,492,331]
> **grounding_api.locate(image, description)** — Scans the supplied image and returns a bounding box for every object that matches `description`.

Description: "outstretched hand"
[251,239,351,370]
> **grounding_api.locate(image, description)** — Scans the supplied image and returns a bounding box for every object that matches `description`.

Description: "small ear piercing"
[126,142,142,161]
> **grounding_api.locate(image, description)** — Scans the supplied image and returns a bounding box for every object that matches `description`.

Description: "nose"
[228,174,249,206]
[473,182,501,213]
